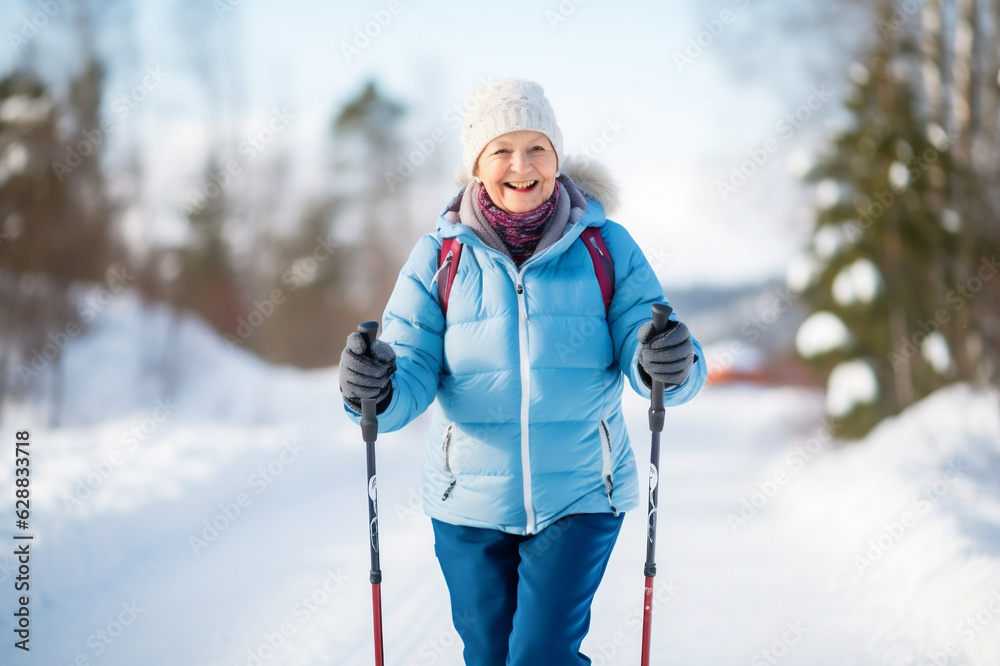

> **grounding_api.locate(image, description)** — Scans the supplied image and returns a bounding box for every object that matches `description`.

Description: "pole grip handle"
[357,321,380,443]
[358,321,379,355]
[648,304,672,428]
[651,303,673,335]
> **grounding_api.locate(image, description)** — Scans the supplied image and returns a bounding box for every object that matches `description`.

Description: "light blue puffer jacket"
[345,174,706,535]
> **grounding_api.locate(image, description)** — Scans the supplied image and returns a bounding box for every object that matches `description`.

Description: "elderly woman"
[341,79,706,666]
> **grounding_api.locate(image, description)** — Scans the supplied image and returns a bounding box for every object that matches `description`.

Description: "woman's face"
[475,130,558,213]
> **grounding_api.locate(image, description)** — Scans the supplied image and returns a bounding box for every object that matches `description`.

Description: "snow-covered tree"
[795,0,1000,437]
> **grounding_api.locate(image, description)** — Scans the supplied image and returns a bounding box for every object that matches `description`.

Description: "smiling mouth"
[504,180,538,191]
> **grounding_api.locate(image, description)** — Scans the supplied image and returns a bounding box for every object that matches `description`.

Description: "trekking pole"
[357,321,385,666]
[640,303,673,666]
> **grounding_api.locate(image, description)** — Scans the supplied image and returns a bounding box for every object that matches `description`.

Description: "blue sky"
[2,0,863,287]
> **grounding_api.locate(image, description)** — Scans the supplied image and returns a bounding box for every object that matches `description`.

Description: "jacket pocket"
[599,420,617,514]
[441,422,457,501]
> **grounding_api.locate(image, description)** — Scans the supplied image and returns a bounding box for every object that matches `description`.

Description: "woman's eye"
[531,146,545,151]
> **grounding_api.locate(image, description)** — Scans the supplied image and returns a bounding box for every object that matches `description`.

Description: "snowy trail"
[0,298,997,665]
[580,385,867,666]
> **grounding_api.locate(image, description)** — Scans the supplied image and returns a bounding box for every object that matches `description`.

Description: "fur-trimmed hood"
[453,155,621,216]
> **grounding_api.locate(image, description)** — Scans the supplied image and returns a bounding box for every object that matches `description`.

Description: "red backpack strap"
[438,237,463,316]
[580,227,615,314]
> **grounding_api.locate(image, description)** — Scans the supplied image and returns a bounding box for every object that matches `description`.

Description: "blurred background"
[1,0,997,434]
[0,1,999,664]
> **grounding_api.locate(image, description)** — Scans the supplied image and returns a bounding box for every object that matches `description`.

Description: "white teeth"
[507,181,536,189]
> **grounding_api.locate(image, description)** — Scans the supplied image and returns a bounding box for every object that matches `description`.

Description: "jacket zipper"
[515,274,536,533]
[599,419,617,514]
[441,423,456,501]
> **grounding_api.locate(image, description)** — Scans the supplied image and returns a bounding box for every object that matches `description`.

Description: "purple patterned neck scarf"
[476,184,560,267]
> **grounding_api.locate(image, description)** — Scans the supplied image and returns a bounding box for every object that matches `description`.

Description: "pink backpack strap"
[580,227,615,314]
[438,237,463,316]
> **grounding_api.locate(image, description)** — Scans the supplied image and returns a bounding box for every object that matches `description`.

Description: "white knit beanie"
[461,78,563,178]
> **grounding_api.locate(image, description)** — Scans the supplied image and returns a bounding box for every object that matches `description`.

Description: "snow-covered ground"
[1,293,998,665]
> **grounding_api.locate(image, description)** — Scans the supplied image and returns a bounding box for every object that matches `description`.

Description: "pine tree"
[795,13,964,437]
[171,157,244,338]
[0,59,120,414]
[0,62,117,286]
[257,79,411,367]
[329,79,409,309]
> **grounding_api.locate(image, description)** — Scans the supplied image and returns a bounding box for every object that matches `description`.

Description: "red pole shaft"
[372,583,384,666]
[640,576,655,666]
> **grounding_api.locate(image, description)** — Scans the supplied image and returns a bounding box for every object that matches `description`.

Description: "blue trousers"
[432,512,624,666]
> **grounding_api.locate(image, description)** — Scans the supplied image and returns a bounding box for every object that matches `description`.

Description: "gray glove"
[637,320,695,388]
[339,332,396,412]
